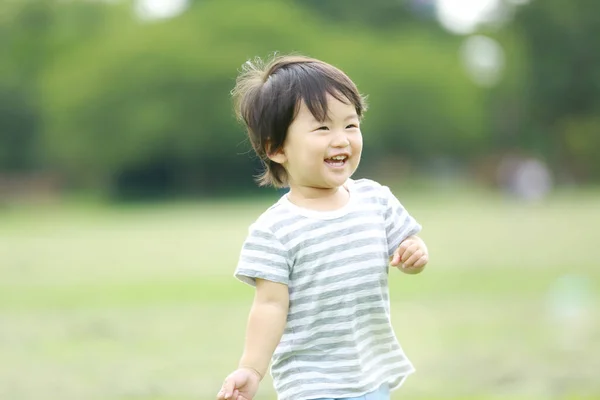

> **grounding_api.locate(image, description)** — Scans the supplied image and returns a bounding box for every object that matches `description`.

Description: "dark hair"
[232,54,368,188]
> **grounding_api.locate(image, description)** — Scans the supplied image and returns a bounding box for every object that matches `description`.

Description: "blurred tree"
[40,0,485,197]
[511,0,600,180]
[0,1,51,171]
[0,87,38,171]
[296,0,439,31]
[297,0,412,28]
[0,0,115,172]
[3,0,599,198]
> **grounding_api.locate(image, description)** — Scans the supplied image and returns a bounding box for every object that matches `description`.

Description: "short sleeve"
[382,186,422,257]
[234,223,291,287]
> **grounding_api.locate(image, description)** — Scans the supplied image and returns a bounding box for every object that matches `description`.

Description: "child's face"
[273,94,363,192]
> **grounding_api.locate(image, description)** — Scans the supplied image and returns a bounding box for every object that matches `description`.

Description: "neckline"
[279,180,356,220]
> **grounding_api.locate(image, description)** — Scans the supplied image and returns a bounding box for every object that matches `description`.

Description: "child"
[217,54,429,400]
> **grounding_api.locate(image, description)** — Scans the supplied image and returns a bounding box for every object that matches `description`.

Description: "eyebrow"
[313,114,359,123]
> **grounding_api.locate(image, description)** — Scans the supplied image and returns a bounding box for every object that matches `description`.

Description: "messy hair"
[231,54,368,188]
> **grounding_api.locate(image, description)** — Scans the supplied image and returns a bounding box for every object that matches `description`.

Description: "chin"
[324,176,350,188]
[308,171,353,190]
[308,180,341,190]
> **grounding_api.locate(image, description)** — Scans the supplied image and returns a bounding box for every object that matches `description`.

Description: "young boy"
[217,54,429,400]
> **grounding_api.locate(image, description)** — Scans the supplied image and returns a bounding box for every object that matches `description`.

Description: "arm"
[218,279,289,400]
[380,184,423,259]
[239,278,289,377]
[219,223,290,400]
[380,185,427,274]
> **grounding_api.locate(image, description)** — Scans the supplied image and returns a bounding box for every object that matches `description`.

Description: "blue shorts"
[314,384,389,400]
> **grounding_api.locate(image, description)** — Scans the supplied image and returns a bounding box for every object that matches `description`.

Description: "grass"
[0,187,599,400]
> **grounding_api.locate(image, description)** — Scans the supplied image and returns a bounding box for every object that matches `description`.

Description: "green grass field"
[1,188,598,400]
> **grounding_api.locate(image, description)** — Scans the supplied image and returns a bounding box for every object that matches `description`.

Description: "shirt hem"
[279,368,416,400]
[389,367,416,392]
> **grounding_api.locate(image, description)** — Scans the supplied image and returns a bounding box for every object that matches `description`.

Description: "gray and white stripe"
[235,178,421,400]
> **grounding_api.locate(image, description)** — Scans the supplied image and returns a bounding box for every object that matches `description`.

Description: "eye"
[315,126,329,131]
[346,124,359,129]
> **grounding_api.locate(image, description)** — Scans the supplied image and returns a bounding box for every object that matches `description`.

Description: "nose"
[331,130,350,148]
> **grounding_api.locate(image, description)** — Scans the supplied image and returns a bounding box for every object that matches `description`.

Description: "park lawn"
[0,188,598,400]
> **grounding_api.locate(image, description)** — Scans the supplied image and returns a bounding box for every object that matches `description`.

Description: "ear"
[266,140,287,164]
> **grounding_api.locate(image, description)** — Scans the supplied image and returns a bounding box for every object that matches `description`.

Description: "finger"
[232,389,240,400]
[402,249,423,268]
[217,385,228,400]
[402,264,425,274]
[400,244,419,263]
[391,242,409,266]
[220,379,235,400]
[412,254,429,269]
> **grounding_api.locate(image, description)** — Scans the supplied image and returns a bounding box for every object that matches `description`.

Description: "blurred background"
[0,0,598,399]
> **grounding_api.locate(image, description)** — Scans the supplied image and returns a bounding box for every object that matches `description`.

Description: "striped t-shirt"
[234,178,422,400]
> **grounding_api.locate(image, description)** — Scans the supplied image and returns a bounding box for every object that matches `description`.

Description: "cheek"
[285,142,320,168]
[300,141,325,164]
[353,135,363,152]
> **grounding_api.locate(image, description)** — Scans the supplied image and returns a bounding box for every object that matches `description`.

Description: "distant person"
[217,54,429,400]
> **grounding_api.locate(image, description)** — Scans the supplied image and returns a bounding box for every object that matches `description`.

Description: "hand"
[390,235,429,274]
[217,367,261,400]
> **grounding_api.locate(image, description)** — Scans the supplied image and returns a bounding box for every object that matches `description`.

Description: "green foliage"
[1,0,599,196]
[294,0,416,29]
[0,0,117,171]
[38,0,485,196]
[511,0,600,179]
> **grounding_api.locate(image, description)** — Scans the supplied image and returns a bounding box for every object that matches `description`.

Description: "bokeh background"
[1,0,599,399]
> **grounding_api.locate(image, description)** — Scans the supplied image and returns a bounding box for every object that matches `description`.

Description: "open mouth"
[324,154,348,167]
